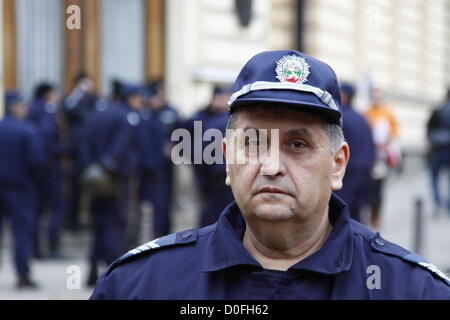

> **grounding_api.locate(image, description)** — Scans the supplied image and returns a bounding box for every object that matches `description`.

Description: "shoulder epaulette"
[106,229,198,275]
[401,252,450,286]
[370,233,450,286]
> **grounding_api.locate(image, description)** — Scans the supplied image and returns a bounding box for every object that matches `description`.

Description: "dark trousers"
[429,151,450,211]
[335,171,371,222]
[0,184,36,277]
[65,160,83,229]
[154,163,173,237]
[140,163,174,238]
[89,178,130,265]
[35,163,65,252]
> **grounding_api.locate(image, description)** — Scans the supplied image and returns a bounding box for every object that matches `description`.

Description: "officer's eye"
[287,140,307,151]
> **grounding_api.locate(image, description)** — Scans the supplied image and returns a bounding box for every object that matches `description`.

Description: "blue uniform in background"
[62,89,98,230]
[0,115,45,277]
[27,98,65,255]
[149,104,181,237]
[90,194,450,299]
[335,104,375,222]
[186,108,234,227]
[138,110,166,238]
[82,101,138,266]
[426,99,450,214]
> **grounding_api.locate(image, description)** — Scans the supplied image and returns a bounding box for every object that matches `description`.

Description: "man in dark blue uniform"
[426,88,450,216]
[27,83,65,259]
[0,92,45,288]
[185,86,235,227]
[62,73,98,231]
[145,80,182,237]
[82,84,144,286]
[91,50,450,299]
[335,83,375,222]
[138,90,166,239]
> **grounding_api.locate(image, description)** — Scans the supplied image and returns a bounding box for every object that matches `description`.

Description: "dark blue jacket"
[427,101,450,153]
[82,102,142,176]
[0,116,46,188]
[27,98,64,160]
[152,104,181,141]
[138,110,165,175]
[62,90,98,157]
[341,105,375,173]
[90,194,450,299]
[185,108,229,191]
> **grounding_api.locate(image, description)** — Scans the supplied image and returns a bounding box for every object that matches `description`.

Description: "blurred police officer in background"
[335,83,375,223]
[91,50,449,299]
[0,92,45,288]
[426,88,450,217]
[62,73,98,231]
[139,89,167,239]
[145,80,182,237]
[82,84,144,286]
[27,83,66,259]
[185,86,235,227]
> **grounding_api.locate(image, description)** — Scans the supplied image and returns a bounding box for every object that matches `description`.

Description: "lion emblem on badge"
[275,55,310,84]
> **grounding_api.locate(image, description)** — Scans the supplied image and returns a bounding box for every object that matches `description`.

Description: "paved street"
[0,158,449,299]
[377,156,450,272]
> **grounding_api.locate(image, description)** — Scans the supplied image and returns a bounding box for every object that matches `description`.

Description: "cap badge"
[275,55,310,84]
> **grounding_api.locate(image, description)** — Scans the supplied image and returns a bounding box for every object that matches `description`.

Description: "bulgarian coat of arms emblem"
[275,55,310,84]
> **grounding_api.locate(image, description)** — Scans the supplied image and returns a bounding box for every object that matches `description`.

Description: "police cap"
[120,84,144,99]
[340,83,355,98]
[228,50,343,126]
[213,85,232,96]
[4,91,23,110]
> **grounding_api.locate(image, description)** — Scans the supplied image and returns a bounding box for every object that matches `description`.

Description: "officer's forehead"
[231,105,326,129]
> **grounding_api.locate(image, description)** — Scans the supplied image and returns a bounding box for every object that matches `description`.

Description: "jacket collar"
[203,193,353,275]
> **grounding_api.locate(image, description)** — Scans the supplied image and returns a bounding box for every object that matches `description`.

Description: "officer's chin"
[249,202,297,222]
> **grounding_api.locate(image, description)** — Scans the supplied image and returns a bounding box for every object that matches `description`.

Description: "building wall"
[303,0,450,152]
[100,0,145,96]
[16,0,64,99]
[269,0,296,50]
[165,0,296,117]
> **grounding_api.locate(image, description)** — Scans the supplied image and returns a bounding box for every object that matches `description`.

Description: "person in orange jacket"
[364,88,400,230]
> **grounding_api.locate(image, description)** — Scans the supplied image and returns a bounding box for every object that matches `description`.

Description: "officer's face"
[128,94,143,111]
[11,102,27,120]
[223,107,348,223]
[210,93,230,113]
[46,89,60,104]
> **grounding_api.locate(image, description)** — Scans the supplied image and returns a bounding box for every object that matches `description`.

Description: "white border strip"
[228,81,339,111]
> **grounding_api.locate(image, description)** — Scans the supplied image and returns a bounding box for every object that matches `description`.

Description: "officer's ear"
[331,141,349,191]
[222,138,231,186]
[222,138,227,158]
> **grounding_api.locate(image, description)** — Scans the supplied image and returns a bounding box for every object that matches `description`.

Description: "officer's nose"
[259,138,284,177]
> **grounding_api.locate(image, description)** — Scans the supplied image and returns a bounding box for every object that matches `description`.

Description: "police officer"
[91,50,450,299]
[185,86,235,227]
[145,80,182,237]
[28,83,65,259]
[426,88,450,216]
[0,92,45,288]
[334,83,375,222]
[82,84,143,286]
[138,90,166,239]
[62,73,98,231]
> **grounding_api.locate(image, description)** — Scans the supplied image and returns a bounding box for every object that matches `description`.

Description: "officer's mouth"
[255,186,292,196]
